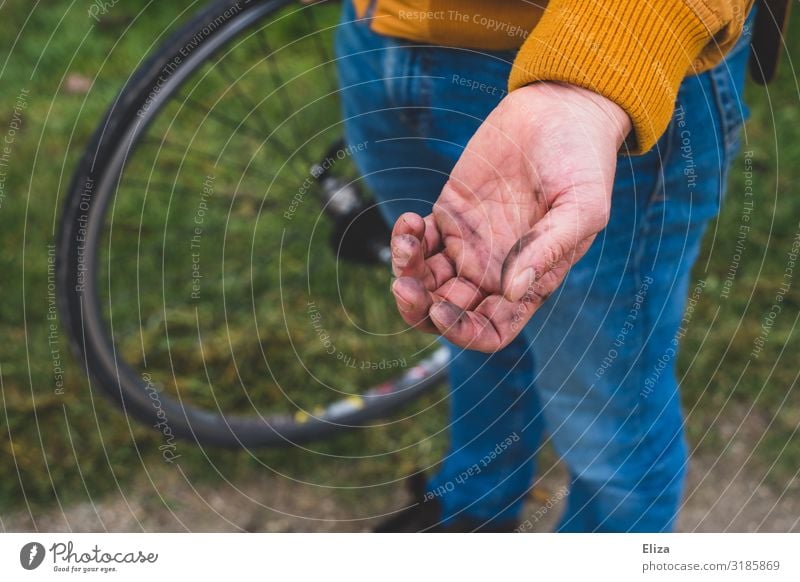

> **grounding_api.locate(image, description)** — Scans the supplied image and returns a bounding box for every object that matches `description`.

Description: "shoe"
[373,472,519,532]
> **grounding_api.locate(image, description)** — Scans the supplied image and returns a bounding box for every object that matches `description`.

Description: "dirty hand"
[390,82,631,352]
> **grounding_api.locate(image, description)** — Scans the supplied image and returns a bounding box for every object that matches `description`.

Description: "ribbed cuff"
[508,0,716,154]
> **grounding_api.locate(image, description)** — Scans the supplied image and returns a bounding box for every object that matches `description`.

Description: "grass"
[0,0,798,514]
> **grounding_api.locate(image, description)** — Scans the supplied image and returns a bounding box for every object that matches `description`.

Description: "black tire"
[56,0,448,448]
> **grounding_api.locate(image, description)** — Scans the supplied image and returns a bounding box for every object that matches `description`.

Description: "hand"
[390,82,632,352]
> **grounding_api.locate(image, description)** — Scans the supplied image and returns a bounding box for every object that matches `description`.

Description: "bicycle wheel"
[56,0,449,448]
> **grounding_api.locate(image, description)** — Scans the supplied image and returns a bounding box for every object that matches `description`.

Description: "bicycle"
[56,0,450,448]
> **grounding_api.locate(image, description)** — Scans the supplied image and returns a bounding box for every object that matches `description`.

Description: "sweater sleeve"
[508,0,754,154]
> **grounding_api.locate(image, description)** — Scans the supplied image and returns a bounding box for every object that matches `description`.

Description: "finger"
[391,276,438,333]
[434,277,486,311]
[422,214,443,256]
[496,263,570,330]
[501,204,600,302]
[425,253,457,289]
[391,233,426,279]
[392,212,425,241]
[392,212,442,258]
[431,264,569,352]
[429,300,504,353]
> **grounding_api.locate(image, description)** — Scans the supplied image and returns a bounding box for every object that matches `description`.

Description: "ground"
[3,405,797,533]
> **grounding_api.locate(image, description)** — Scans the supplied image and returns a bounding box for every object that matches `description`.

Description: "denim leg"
[336,0,751,531]
[426,337,545,526]
[334,5,449,223]
[520,146,686,532]
[335,1,543,526]
[521,28,752,532]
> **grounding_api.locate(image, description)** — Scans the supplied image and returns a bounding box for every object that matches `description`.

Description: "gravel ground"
[3,410,798,532]
[2,452,797,533]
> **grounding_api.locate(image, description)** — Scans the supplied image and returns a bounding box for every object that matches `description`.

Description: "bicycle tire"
[56,0,449,448]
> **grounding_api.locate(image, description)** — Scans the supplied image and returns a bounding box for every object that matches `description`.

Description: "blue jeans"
[335,1,753,531]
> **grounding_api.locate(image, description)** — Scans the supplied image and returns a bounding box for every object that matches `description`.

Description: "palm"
[391,83,631,352]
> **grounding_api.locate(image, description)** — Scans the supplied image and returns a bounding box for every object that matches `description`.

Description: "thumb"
[501,203,601,302]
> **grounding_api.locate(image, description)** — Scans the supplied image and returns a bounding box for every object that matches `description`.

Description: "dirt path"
[3,448,797,532]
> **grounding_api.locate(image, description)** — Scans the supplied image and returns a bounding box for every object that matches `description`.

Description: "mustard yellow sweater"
[350,0,754,153]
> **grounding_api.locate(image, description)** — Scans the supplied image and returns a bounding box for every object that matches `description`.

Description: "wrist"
[523,82,632,149]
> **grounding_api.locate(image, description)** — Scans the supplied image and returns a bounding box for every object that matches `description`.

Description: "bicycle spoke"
[255,29,298,127]
[139,136,223,164]
[212,59,275,135]
[61,0,441,448]
[179,94,293,160]
[304,8,337,94]
[138,136,301,189]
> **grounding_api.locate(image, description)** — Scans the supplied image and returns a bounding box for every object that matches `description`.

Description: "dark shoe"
[373,473,519,532]
[373,473,443,532]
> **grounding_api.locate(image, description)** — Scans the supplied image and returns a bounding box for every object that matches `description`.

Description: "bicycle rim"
[57,0,449,448]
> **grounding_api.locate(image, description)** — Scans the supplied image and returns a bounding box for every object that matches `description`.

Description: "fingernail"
[430,302,459,328]
[396,296,413,313]
[509,268,534,302]
[393,254,409,268]
[391,243,410,267]
[392,280,413,312]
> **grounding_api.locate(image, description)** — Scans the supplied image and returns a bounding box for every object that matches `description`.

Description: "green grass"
[0,1,798,513]
[0,0,446,511]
